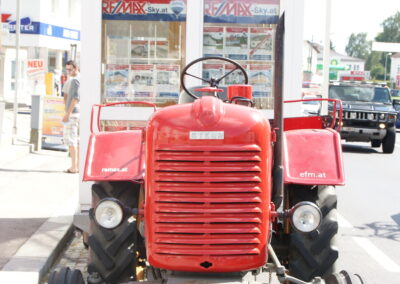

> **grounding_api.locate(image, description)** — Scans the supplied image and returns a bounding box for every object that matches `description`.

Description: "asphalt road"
[335,131,400,284]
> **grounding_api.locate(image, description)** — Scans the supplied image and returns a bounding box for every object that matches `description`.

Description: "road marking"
[352,237,400,273]
[395,143,400,149]
[338,213,400,273]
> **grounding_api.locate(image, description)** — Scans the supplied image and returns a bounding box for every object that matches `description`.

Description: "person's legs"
[69,145,79,172]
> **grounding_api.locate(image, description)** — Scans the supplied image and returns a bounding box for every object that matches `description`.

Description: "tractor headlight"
[290,202,322,233]
[95,198,124,229]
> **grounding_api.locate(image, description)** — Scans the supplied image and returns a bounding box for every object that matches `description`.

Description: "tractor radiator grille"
[152,146,264,257]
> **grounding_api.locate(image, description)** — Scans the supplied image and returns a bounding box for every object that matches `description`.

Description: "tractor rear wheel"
[48,267,85,284]
[382,127,396,154]
[88,181,140,284]
[288,185,338,281]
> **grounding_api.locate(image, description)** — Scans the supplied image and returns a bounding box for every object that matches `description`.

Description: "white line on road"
[395,143,400,149]
[352,237,400,273]
[338,213,400,273]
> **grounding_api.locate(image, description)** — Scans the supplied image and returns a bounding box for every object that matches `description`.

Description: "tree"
[375,11,400,43]
[374,12,400,79]
[345,33,371,60]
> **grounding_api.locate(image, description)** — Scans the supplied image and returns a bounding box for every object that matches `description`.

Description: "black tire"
[88,181,140,284]
[371,139,381,148]
[325,270,364,284]
[48,267,85,284]
[382,127,396,153]
[288,185,338,281]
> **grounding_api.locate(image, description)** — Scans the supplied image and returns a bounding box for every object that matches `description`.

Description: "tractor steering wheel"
[180,56,249,99]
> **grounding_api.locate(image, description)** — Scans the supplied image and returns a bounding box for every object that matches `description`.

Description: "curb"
[0,192,79,284]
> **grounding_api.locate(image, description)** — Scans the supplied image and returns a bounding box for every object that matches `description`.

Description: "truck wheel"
[382,127,396,154]
[48,267,85,284]
[371,139,381,148]
[88,181,140,284]
[288,185,338,281]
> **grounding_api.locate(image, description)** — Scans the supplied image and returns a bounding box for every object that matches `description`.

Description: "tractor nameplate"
[189,131,224,140]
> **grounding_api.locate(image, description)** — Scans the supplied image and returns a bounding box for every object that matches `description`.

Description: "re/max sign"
[204,1,252,17]
[103,1,146,15]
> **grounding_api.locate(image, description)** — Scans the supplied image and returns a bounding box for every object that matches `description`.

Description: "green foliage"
[375,12,400,43]
[370,64,385,80]
[365,51,382,70]
[345,33,371,60]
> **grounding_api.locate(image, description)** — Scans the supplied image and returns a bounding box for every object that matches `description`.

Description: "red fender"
[283,128,345,185]
[83,130,145,181]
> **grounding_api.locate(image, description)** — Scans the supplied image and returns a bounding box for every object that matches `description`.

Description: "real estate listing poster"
[224,63,247,85]
[203,27,224,57]
[155,65,180,99]
[131,40,149,59]
[130,64,155,99]
[249,64,273,97]
[202,63,224,82]
[150,40,169,58]
[225,27,249,60]
[249,27,274,61]
[105,64,130,98]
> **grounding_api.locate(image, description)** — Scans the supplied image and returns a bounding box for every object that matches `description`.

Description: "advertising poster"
[249,27,273,60]
[225,27,248,60]
[102,0,187,22]
[204,0,280,24]
[105,64,130,98]
[249,64,273,97]
[155,65,180,98]
[131,40,149,58]
[108,37,130,60]
[26,59,45,95]
[42,97,65,144]
[150,40,169,58]
[224,63,247,85]
[203,27,224,57]
[130,64,155,98]
[202,63,224,82]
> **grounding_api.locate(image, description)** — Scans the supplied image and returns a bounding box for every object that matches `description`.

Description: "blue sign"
[8,17,80,41]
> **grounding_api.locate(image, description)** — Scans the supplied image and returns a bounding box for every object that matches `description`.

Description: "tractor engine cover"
[145,96,272,272]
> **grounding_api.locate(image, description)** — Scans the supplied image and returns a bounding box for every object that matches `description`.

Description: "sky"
[303,0,400,54]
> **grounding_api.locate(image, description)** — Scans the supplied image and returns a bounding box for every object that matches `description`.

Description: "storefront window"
[102,0,186,107]
[202,0,279,109]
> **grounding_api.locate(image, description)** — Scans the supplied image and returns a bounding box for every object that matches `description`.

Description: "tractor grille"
[152,146,264,257]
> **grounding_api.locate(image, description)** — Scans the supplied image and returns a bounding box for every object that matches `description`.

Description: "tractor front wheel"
[88,181,140,284]
[288,185,338,281]
[48,267,85,284]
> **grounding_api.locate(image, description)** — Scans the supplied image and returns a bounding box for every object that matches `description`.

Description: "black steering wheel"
[180,56,249,99]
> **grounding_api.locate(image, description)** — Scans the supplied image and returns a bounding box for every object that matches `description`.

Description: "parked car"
[301,95,321,116]
[329,82,397,153]
[393,99,400,128]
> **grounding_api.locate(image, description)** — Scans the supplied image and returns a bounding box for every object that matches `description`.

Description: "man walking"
[63,60,80,173]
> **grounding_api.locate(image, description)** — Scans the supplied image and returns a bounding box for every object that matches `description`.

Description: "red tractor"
[49,17,362,284]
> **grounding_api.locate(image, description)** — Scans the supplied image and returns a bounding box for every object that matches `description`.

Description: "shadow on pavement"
[0,218,46,269]
[352,221,400,242]
[342,143,379,154]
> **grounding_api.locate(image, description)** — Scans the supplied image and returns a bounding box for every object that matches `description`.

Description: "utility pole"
[12,0,21,144]
[384,52,392,83]
[321,0,331,114]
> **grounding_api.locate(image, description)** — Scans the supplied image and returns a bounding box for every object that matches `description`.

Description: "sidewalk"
[0,108,80,284]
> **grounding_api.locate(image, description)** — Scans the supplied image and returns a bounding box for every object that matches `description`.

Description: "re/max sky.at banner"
[102,0,279,24]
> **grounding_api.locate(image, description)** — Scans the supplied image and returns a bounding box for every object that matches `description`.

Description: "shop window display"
[100,0,279,129]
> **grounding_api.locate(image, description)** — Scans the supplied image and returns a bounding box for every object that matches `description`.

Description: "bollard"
[30,94,43,151]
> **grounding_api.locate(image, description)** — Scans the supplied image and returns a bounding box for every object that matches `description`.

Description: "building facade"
[0,0,81,104]
[390,53,400,89]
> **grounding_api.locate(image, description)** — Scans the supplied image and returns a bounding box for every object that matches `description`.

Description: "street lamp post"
[384,52,392,83]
